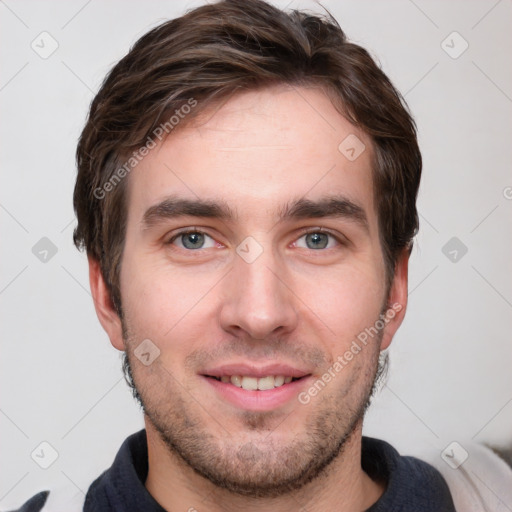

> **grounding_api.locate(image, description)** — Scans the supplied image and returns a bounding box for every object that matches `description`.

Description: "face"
[92,84,408,497]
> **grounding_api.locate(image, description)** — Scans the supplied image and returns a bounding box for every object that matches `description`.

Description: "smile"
[208,375,300,390]
[201,371,312,411]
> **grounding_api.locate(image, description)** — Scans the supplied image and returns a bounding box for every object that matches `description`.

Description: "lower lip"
[202,376,311,411]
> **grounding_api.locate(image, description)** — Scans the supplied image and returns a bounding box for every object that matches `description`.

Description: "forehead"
[126,85,376,228]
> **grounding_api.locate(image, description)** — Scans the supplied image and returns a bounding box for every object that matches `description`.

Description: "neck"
[144,419,385,512]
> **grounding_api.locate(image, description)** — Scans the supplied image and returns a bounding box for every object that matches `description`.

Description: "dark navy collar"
[83,429,456,511]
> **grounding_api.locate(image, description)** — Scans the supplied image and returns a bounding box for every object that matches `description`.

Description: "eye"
[167,229,217,250]
[165,227,344,253]
[294,229,341,250]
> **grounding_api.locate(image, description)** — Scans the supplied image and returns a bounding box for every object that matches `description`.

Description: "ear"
[379,248,409,351]
[88,255,125,351]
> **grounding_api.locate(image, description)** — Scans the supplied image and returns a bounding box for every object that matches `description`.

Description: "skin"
[89,84,409,512]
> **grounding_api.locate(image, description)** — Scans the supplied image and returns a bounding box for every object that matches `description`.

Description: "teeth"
[241,376,258,390]
[231,375,242,387]
[274,375,285,387]
[221,375,295,390]
[257,376,275,390]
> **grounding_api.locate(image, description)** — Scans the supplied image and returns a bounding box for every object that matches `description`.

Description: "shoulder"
[363,436,456,511]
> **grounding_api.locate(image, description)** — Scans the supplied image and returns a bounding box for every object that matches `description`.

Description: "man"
[10,0,510,510]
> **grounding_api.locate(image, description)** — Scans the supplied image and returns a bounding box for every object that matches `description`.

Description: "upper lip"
[201,363,311,379]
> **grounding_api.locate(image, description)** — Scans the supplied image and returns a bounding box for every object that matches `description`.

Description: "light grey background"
[1,0,511,507]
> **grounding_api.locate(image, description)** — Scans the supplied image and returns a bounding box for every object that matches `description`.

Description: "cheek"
[120,252,171,337]
[120,256,219,355]
[296,264,386,348]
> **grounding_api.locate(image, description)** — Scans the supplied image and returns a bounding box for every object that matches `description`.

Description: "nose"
[219,242,299,341]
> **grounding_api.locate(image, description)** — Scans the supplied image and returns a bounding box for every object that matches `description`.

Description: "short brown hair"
[73,0,421,312]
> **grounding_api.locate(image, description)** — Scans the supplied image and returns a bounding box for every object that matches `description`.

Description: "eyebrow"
[141,194,369,232]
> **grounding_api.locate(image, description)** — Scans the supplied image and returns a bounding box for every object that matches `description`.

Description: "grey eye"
[295,231,338,250]
[171,231,216,250]
[181,232,205,249]
[305,232,329,249]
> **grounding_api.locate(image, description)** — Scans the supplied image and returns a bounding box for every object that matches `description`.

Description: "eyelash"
[165,227,345,252]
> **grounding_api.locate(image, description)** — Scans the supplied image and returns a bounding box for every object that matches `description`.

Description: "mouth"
[200,364,312,411]
[204,374,305,390]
